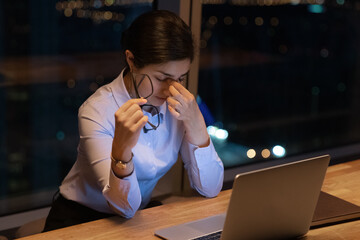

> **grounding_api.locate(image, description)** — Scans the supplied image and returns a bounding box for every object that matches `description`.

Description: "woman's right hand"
[111,98,148,162]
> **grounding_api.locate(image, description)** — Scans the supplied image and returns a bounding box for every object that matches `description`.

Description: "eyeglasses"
[131,72,188,133]
[132,72,188,98]
[131,72,160,133]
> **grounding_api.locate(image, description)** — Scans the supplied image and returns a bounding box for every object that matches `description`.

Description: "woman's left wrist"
[185,130,210,148]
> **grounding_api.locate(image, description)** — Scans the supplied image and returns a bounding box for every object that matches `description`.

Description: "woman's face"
[134,59,191,107]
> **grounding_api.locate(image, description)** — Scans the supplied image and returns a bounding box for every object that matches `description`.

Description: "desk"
[19,159,360,240]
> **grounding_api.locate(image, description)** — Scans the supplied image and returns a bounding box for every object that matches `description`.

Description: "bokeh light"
[272,145,286,157]
[247,149,256,159]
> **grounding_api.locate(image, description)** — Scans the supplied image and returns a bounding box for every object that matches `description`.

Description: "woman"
[43,10,224,231]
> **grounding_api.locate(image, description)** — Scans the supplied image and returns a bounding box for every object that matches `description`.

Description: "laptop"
[154,155,330,240]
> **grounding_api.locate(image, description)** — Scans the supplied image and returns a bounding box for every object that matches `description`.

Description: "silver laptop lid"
[221,155,330,240]
[154,155,330,240]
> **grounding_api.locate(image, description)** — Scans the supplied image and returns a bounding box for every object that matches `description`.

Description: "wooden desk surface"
[19,159,360,240]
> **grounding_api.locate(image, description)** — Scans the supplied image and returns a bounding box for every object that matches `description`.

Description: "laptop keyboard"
[191,231,222,240]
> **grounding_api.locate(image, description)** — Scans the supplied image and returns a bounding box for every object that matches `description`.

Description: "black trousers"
[43,192,162,232]
[43,193,115,232]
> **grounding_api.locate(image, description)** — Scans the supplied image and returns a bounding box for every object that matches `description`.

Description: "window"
[0,0,154,216]
[198,1,360,169]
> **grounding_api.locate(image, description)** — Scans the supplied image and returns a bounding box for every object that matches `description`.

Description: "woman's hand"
[167,82,210,148]
[112,98,148,161]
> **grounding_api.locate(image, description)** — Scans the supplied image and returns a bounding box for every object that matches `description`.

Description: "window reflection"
[0,0,153,216]
[198,1,360,168]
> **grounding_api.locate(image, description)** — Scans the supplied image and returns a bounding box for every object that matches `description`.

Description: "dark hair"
[121,10,194,68]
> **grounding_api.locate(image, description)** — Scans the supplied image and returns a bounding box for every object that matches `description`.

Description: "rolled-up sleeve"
[78,104,142,218]
[103,169,141,218]
[180,139,224,198]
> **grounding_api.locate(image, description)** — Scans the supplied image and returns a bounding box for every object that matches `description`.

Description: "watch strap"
[111,153,133,170]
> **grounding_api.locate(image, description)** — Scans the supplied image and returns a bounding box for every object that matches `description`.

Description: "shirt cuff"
[103,168,141,218]
[193,139,219,164]
[109,166,137,186]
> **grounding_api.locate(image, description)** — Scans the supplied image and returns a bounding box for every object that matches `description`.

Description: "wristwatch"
[111,153,133,170]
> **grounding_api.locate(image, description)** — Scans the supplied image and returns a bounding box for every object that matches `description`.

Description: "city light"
[290,0,301,4]
[224,16,233,25]
[320,48,329,58]
[208,16,218,25]
[261,149,271,158]
[270,17,279,27]
[55,0,153,23]
[255,17,264,26]
[207,125,218,136]
[215,129,229,140]
[312,86,320,96]
[56,131,65,141]
[272,145,286,157]
[308,4,324,13]
[247,149,256,159]
[67,79,76,88]
[228,0,326,6]
[207,125,229,140]
[202,0,226,4]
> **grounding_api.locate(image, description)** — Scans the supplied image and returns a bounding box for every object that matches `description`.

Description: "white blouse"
[59,69,224,218]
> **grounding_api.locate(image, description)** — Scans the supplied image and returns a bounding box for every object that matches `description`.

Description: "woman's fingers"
[170,81,188,94]
[114,98,148,132]
[168,85,184,104]
[116,98,146,121]
[167,96,182,113]
[121,98,147,112]
[113,99,148,151]
[168,105,180,118]
[133,115,148,131]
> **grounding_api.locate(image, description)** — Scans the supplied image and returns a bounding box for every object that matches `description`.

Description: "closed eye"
[155,76,187,83]
[178,76,187,82]
[155,77,166,82]
[154,70,189,83]
[155,77,177,82]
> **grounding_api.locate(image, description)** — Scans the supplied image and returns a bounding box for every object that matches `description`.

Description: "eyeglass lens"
[134,74,153,99]
[132,73,159,132]
[142,104,160,133]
